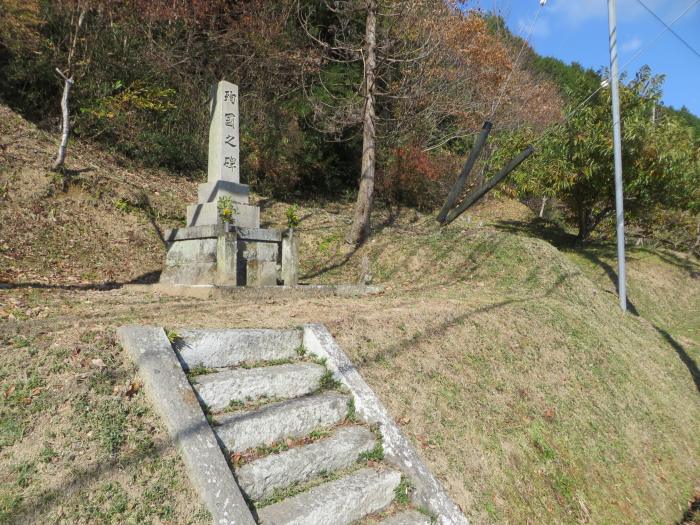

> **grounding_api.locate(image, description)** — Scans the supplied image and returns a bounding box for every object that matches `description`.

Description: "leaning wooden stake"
[442,145,535,226]
[437,121,493,223]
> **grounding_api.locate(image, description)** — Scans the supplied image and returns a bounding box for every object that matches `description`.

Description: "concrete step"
[257,467,401,525]
[215,391,350,453]
[192,362,326,412]
[174,328,302,369]
[379,510,433,525]
[237,425,376,501]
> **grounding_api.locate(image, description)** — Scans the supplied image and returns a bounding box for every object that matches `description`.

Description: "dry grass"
[1,104,700,524]
[0,104,192,285]
[0,310,210,523]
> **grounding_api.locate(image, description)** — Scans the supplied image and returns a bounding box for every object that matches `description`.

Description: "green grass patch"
[186,364,216,377]
[359,441,384,462]
[318,370,341,391]
[346,398,357,422]
[73,396,128,456]
[239,358,294,369]
[394,476,412,506]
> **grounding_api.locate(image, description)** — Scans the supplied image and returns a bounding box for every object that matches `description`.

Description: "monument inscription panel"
[208,81,240,184]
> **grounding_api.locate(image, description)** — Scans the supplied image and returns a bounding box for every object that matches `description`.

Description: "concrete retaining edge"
[116,325,256,525]
[302,323,469,525]
[123,283,384,300]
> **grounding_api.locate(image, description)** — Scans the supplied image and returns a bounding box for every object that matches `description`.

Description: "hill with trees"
[1,1,697,252]
[0,2,699,524]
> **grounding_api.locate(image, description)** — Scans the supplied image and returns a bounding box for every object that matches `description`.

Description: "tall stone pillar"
[186,81,260,229]
[159,81,298,288]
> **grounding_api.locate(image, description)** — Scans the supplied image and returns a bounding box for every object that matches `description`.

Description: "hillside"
[1,105,699,524]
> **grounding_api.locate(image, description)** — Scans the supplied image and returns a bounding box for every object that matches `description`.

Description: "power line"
[533,0,700,146]
[489,2,545,120]
[619,0,700,72]
[634,0,700,61]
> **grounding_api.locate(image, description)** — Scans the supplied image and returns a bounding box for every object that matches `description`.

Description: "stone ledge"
[175,328,302,369]
[186,202,260,229]
[198,180,250,204]
[164,225,225,242]
[256,467,401,525]
[302,324,469,525]
[237,227,282,242]
[116,325,256,525]
[235,425,376,501]
[163,225,283,243]
[124,283,384,300]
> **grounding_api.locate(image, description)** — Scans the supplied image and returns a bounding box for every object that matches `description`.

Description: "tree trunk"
[347,0,377,245]
[576,205,612,242]
[539,196,547,218]
[576,206,591,243]
[53,72,74,170]
[52,7,85,170]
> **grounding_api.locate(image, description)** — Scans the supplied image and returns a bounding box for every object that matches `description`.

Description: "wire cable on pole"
[489,1,546,120]
[634,0,700,61]
[532,0,700,147]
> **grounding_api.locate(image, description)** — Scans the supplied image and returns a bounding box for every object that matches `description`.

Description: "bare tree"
[299,0,442,244]
[53,4,86,170]
[348,0,377,244]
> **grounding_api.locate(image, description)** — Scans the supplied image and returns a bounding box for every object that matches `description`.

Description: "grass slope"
[1,105,699,524]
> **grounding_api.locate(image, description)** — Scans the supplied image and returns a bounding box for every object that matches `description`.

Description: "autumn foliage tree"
[8,0,694,253]
[298,1,561,243]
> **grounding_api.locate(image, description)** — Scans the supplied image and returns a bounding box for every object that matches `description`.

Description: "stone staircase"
[179,329,427,524]
[117,325,467,525]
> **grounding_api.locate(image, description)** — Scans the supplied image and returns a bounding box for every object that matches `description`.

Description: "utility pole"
[606,0,628,312]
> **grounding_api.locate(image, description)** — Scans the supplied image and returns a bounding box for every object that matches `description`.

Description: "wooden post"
[443,146,534,226]
[437,121,493,223]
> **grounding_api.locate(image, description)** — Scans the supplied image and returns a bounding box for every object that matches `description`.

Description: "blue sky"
[482,0,700,115]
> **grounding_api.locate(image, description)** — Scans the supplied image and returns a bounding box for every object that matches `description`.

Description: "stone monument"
[159,80,298,287]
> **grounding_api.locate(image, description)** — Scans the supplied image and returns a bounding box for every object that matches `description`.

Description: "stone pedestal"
[160,225,299,287]
[281,230,299,286]
[158,80,298,287]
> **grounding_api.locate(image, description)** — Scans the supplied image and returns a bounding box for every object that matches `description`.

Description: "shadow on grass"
[358,271,574,368]
[0,271,162,291]
[300,242,363,281]
[656,327,700,395]
[494,218,578,248]
[496,219,700,279]
[676,492,700,525]
[300,205,402,281]
[138,195,167,247]
[574,248,640,316]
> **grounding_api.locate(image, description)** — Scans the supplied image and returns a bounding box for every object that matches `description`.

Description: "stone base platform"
[159,224,297,287]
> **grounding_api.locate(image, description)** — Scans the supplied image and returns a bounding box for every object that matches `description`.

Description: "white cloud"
[621,36,643,52]
[545,0,686,26]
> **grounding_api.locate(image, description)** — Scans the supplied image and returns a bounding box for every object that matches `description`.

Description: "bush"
[632,208,700,256]
[376,145,460,211]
